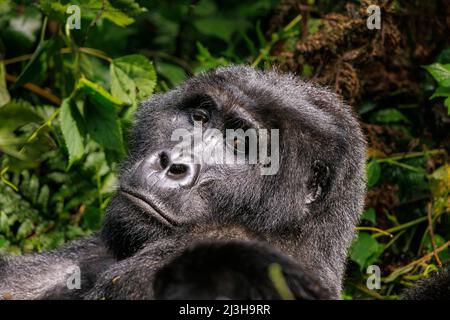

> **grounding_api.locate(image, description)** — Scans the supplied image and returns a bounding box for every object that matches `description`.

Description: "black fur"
[402,267,450,300]
[0,66,367,300]
[154,241,332,300]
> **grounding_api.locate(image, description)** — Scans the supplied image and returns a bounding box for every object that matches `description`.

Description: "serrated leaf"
[60,98,86,167]
[78,79,124,153]
[110,54,156,106]
[84,100,124,153]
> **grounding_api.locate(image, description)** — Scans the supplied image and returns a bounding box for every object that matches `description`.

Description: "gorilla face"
[102,66,366,260]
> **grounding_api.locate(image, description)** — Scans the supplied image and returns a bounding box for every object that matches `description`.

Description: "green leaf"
[430,86,450,99]
[44,0,146,27]
[157,62,186,87]
[349,232,384,270]
[0,131,25,159]
[78,79,124,153]
[0,62,10,106]
[0,99,43,132]
[84,101,124,153]
[424,63,450,87]
[371,108,409,124]
[361,208,376,224]
[78,77,123,108]
[358,101,377,115]
[60,98,86,167]
[195,42,229,73]
[366,160,381,188]
[110,54,156,106]
[102,8,135,27]
[423,234,450,262]
[109,0,147,17]
[16,219,34,239]
[0,236,7,249]
[36,184,50,210]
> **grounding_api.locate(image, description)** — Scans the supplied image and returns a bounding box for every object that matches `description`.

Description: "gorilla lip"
[120,189,178,227]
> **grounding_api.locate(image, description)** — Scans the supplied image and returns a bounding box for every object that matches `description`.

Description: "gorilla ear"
[305,160,330,204]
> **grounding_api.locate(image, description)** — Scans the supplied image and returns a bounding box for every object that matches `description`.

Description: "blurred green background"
[0,0,449,299]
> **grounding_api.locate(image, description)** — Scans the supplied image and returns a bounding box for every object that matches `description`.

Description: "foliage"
[425,63,450,113]
[0,0,449,300]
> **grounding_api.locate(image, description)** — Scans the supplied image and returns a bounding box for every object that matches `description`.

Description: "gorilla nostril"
[160,152,170,169]
[168,163,188,176]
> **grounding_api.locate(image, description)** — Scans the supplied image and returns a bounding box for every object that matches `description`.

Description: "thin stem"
[356,226,393,237]
[373,216,427,238]
[5,73,61,105]
[426,202,442,267]
[1,47,112,65]
[376,149,446,163]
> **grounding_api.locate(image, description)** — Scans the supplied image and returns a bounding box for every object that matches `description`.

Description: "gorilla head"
[101,65,366,297]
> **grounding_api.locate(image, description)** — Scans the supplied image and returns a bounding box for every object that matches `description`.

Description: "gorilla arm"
[0,235,114,300]
[86,226,331,300]
[154,241,332,300]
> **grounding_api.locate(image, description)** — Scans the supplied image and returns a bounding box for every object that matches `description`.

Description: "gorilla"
[0,65,368,300]
[402,266,450,300]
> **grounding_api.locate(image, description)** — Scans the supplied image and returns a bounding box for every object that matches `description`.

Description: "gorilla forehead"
[138,65,340,134]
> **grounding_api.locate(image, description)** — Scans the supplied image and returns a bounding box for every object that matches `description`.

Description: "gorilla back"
[1,66,367,300]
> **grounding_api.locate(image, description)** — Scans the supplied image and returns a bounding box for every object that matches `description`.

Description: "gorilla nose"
[152,150,200,187]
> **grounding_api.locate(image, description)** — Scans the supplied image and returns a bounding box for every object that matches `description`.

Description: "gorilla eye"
[191,110,209,124]
[233,137,247,156]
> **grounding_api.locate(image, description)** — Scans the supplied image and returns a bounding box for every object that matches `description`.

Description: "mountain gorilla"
[0,66,367,300]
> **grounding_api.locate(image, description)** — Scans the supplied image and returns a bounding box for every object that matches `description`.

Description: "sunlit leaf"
[0,62,10,106]
[349,232,384,270]
[424,63,450,87]
[110,54,156,106]
[60,98,86,167]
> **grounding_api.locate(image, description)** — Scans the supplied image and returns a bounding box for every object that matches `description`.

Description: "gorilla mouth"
[120,189,178,227]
